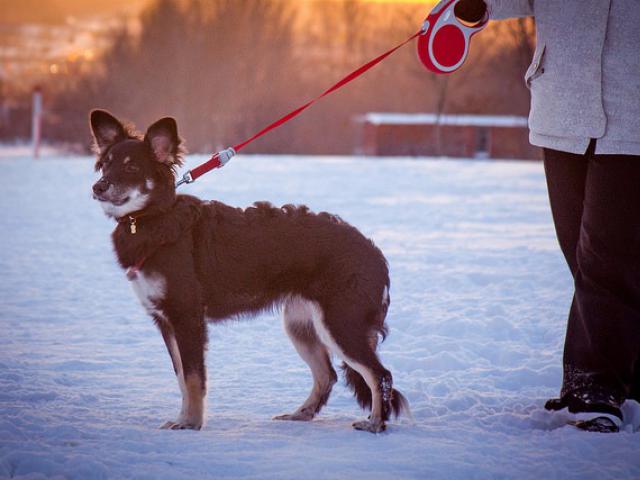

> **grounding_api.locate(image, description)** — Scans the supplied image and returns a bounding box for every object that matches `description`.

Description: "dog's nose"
[92,179,110,196]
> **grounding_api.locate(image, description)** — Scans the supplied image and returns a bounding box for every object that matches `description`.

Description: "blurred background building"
[356,113,539,159]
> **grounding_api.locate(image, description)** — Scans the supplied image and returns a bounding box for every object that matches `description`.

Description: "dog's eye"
[125,164,139,173]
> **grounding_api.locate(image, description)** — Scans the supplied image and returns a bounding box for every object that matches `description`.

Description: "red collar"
[116,204,172,280]
[126,256,147,281]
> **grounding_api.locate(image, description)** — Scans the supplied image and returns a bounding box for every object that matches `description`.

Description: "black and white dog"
[90,110,409,433]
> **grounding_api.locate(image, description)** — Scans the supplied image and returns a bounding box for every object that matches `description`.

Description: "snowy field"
[1,151,639,480]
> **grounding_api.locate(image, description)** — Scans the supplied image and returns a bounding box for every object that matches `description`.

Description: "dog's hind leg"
[311,302,409,434]
[158,317,207,430]
[343,354,394,434]
[274,297,337,421]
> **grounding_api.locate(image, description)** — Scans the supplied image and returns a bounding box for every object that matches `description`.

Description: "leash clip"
[218,147,236,166]
[176,170,194,188]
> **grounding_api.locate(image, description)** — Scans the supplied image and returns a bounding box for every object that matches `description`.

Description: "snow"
[0,144,64,159]
[0,152,639,480]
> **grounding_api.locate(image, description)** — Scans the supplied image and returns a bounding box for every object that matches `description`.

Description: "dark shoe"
[545,388,623,433]
[568,416,620,433]
[544,397,566,411]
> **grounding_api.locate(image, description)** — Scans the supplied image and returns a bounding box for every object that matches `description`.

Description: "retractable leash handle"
[417,0,488,74]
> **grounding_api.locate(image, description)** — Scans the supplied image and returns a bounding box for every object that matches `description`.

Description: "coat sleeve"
[485,0,534,19]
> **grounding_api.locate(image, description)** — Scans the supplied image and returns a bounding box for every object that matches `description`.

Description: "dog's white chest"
[130,271,167,321]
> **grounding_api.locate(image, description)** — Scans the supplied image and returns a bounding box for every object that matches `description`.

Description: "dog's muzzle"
[92,179,110,197]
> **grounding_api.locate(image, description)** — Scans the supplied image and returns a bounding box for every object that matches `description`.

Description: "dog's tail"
[343,363,373,411]
[342,363,411,421]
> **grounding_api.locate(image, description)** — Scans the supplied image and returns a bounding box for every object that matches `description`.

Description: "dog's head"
[90,110,184,218]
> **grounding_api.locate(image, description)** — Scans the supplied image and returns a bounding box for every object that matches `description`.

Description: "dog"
[90,109,409,433]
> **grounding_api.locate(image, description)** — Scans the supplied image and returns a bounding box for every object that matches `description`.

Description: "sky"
[0,0,433,24]
[0,0,434,89]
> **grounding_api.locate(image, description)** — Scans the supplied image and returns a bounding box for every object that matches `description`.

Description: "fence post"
[32,86,43,159]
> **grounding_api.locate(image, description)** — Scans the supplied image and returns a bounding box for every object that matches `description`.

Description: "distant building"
[355,113,541,160]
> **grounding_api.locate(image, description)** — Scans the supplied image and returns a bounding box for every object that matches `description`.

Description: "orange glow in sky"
[342,0,433,2]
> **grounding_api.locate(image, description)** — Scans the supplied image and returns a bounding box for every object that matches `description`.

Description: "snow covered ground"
[1,151,639,480]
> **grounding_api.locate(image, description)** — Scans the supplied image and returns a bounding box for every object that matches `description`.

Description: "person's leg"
[542,144,640,430]
[542,145,590,276]
[565,151,640,403]
[541,146,593,409]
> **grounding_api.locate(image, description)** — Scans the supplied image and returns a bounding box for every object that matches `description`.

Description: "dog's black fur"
[90,110,409,433]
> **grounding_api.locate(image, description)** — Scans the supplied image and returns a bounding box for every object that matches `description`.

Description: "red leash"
[176,29,423,187]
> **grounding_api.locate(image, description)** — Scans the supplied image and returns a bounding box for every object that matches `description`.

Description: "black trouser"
[544,140,640,403]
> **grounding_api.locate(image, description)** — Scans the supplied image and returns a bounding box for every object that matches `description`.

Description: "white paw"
[273,410,315,422]
[352,419,386,433]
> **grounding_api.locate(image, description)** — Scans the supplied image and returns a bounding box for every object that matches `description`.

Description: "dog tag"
[129,216,137,235]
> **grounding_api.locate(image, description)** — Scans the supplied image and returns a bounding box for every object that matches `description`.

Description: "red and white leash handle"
[417,0,488,74]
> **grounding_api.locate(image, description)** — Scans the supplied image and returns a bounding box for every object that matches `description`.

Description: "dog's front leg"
[158,314,207,431]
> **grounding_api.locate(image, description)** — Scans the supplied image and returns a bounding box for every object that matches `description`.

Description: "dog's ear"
[144,117,183,167]
[89,109,127,155]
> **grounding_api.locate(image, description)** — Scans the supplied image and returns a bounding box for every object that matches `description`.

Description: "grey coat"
[486,0,640,155]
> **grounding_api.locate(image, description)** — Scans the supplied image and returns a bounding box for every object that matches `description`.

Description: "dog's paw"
[352,419,386,434]
[273,410,315,422]
[160,420,202,431]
